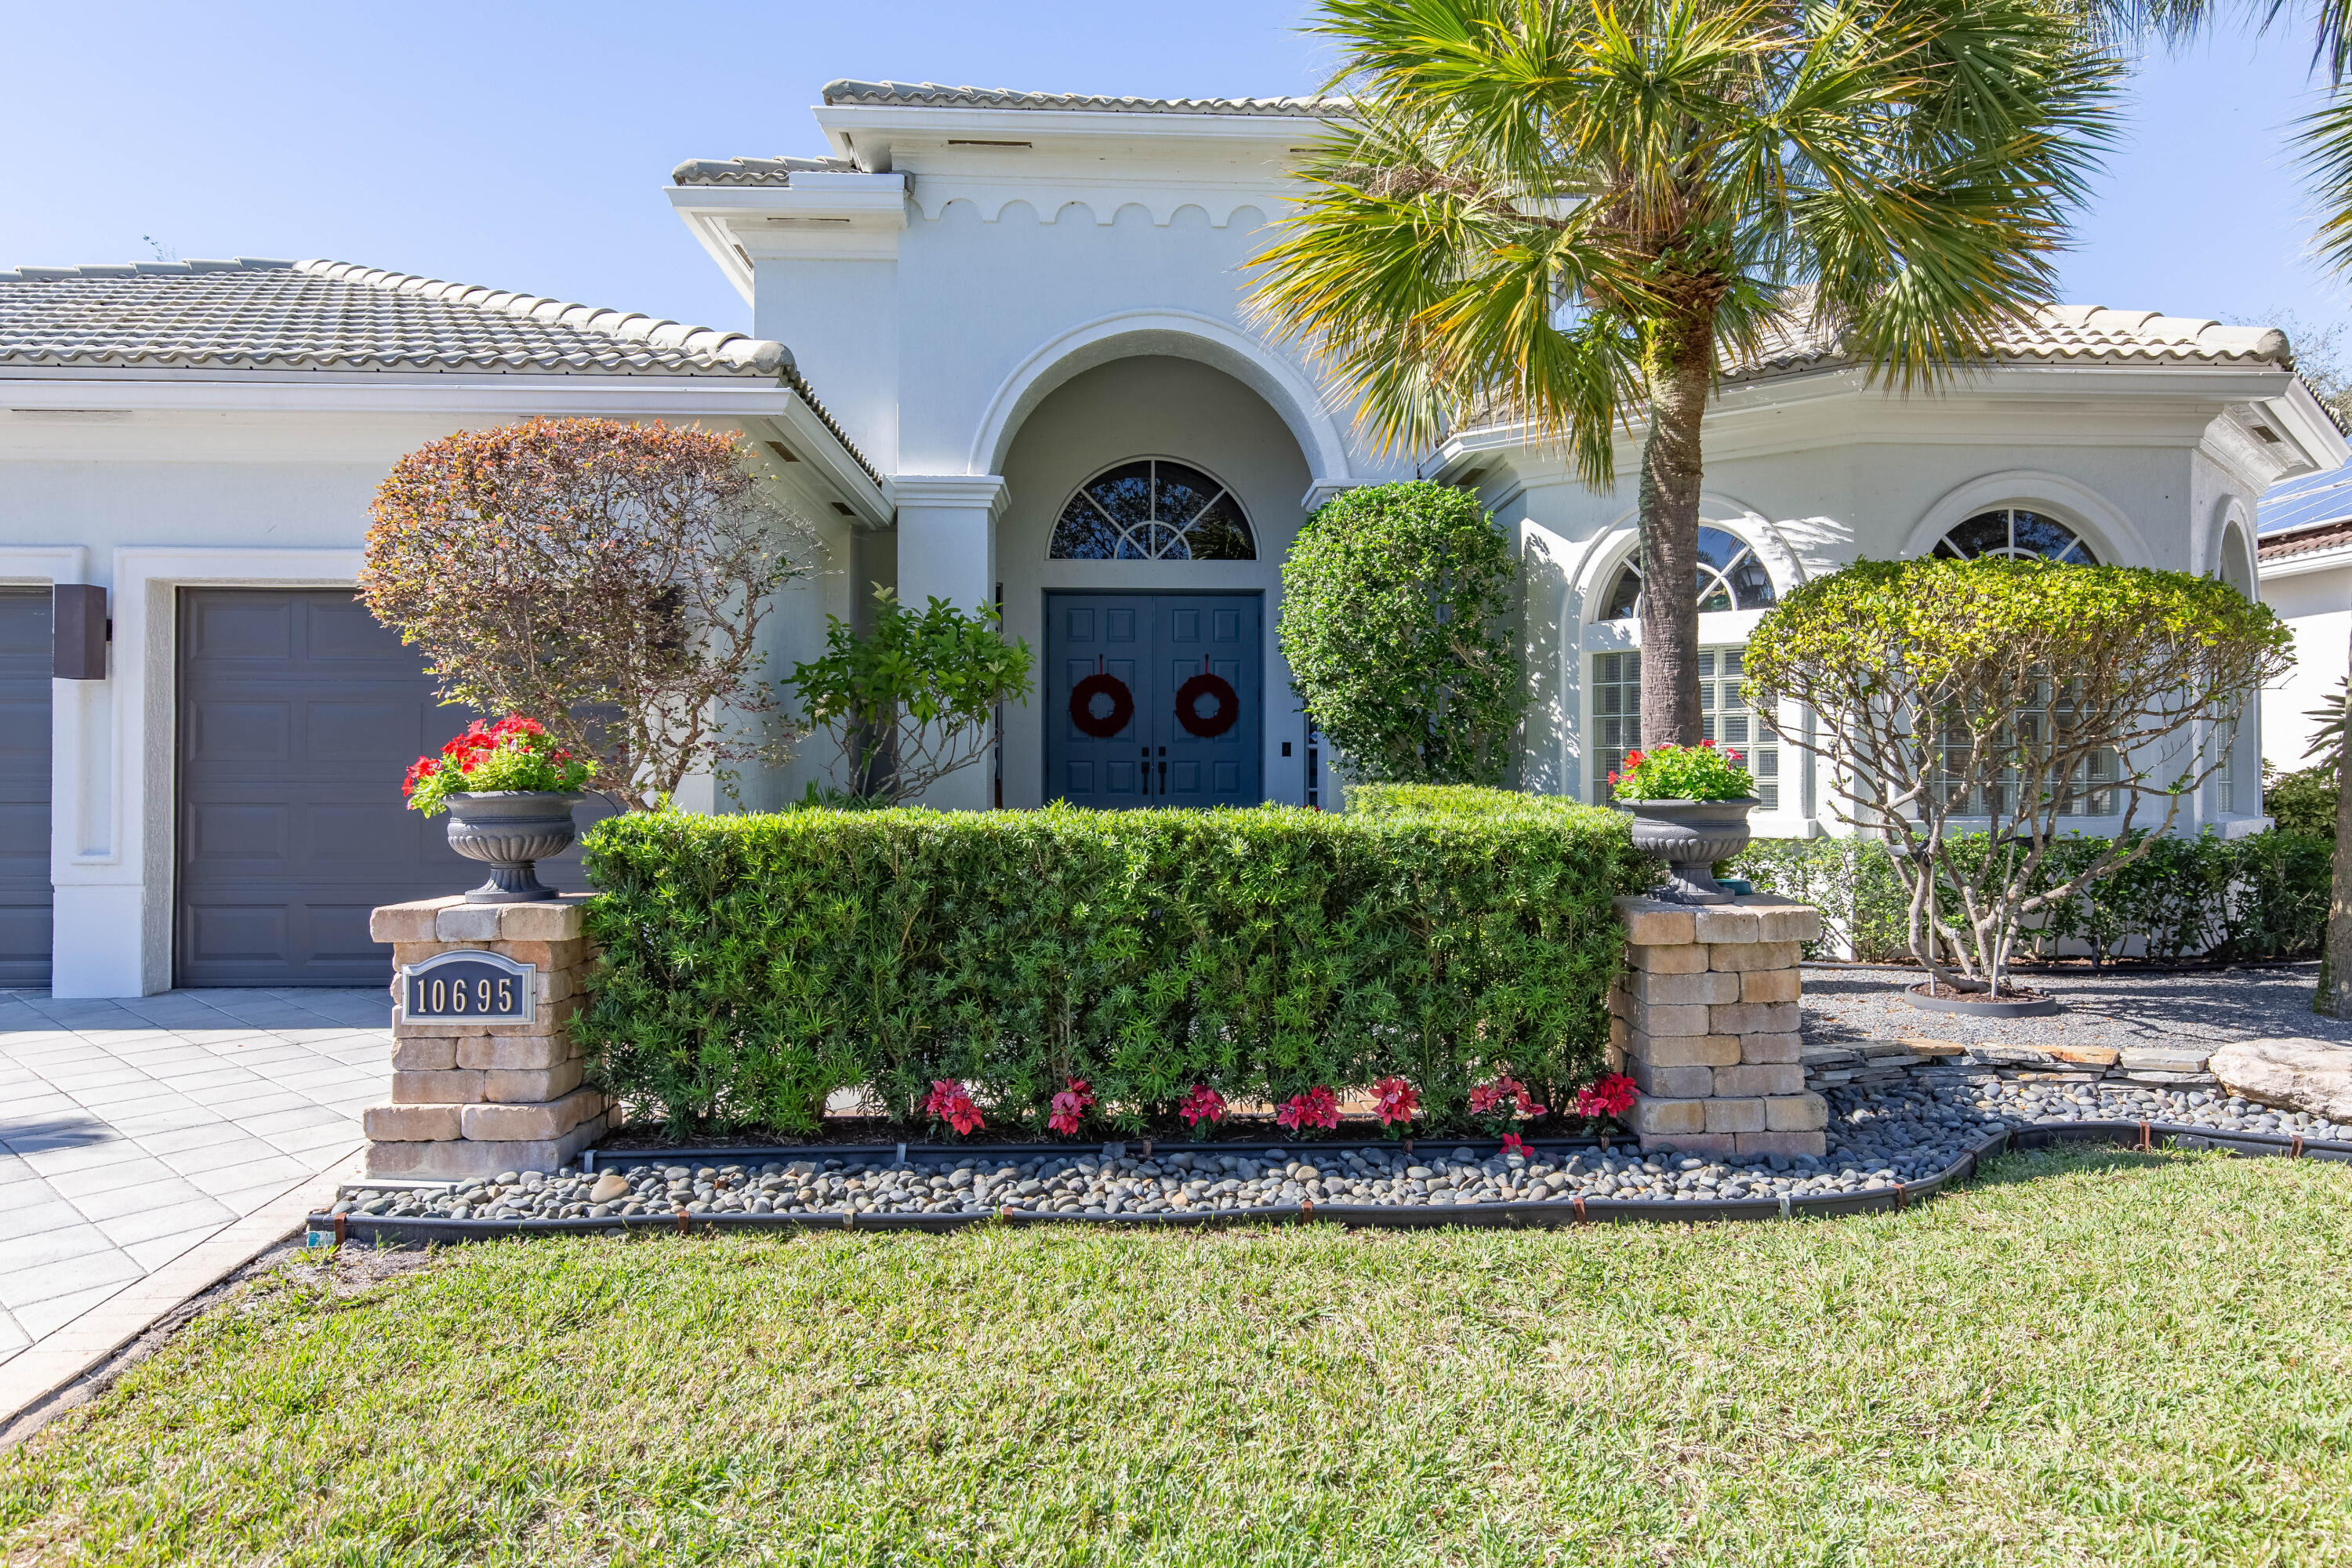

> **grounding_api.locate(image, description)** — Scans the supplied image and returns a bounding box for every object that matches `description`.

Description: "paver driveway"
[0,988,390,1373]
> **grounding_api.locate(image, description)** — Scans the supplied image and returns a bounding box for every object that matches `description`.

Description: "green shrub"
[2265,762,2339,838]
[575,799,1648,1139]
[1730,830,2332,964]
[1277,482,1523,786]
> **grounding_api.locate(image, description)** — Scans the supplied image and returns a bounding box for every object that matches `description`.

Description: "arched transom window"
[1602,526,1777,619]
[1050,459,1256,561]
[1933,508,2098,564]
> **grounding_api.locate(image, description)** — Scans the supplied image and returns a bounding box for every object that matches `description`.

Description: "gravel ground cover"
[1803,960,2352,1048]
[7,1146,2349,1566]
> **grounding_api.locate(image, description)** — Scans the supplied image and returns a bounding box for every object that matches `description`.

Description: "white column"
[889,476,1008,811]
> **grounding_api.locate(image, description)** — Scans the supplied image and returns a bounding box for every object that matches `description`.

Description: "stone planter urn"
[1616,797,1760,906]
[444,791,583,904]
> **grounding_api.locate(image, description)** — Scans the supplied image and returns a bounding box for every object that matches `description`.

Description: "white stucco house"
[5,78,2344,997]
[2256,466,2352,771]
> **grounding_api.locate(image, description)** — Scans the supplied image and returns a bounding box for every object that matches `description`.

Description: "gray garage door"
[0,591,52,987]
[176,589,603,987]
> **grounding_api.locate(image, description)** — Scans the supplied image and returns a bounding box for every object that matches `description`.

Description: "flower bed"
[575,797,1650,1140]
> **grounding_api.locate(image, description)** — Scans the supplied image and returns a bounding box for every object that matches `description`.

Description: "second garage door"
[176,589,601,987]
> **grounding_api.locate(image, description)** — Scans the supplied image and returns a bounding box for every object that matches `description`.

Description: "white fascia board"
[0,368,814,420]
[1426,361,2307,481]
[814,104,1330,170]
[2258,539,2352,580]
[768,396,890,525]
[667,194,758,304]
[2256,376,2350,471]
[668,178,909,281]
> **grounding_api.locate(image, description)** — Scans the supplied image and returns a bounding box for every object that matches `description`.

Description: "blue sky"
[2,1,2346,343]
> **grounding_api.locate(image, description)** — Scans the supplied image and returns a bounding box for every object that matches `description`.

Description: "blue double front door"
[1045,592,1262,808]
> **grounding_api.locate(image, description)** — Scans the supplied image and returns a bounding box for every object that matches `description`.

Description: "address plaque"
[400,949,536,1024]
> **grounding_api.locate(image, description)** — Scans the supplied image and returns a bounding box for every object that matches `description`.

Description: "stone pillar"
[360,895,614,1178]
[1608,894,1828,1160]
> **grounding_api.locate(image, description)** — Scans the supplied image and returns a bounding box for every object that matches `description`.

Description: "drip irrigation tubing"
[309,1121,2352,1248]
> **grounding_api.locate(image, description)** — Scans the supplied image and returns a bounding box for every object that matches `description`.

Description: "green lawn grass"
[5,1147,2350,1566]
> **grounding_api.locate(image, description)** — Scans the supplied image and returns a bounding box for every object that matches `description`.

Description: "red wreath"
[1174,672,1240,738]
[1069,673,1135,739]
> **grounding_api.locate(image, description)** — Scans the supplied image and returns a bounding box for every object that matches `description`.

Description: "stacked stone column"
[1609,895,1828,1160]
[360,894,615,1178]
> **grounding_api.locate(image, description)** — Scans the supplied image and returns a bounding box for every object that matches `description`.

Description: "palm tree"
[1252,0,2122,750]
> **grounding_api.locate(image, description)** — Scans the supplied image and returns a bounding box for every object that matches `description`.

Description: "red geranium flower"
[1370,1076,1420,1127]
[1047,1076,1094,1137]
[1500,1132,1534,1160]
[1573,1073,1639,1122]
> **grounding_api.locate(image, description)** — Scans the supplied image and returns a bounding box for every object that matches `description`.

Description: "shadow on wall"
[1521,528,1571,797]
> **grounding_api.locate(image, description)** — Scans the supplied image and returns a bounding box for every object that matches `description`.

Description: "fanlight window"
[1933,508,2098,564]
[1050,459,1256,561]
[1603,526,1777,619]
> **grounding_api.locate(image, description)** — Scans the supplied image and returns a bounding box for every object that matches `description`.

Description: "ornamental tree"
[361,418,812,811]
[786,586,1035,806]
[1742,557,2292,996]
[1277,481,1523,784]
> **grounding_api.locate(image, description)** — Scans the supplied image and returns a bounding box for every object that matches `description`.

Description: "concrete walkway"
[0,988,389,1409]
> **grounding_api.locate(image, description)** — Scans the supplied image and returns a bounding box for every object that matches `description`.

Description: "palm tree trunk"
[2320,648,2352,1014]
[1637,314,1711,750]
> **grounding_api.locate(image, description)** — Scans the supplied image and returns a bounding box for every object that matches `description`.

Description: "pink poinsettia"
[1468,1074,1546,1123]
[924,1079,985,1137]
[1370,1076,1420,1128]
[1047,1077,1095,1137]
[1276,1085,1340,1135]
[1178,1084,1228,1131]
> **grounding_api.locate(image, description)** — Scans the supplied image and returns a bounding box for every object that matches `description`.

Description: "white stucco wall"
[2260,559,2352,775]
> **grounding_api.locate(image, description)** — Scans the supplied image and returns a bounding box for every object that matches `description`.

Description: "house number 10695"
[398,951,536,1024]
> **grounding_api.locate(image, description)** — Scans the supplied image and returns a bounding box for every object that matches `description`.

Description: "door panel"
[0,591,52,986]
[1044,592,1262,809]
[175,589,606,987]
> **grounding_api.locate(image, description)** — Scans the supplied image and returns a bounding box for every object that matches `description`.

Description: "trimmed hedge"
[1730,830,2332,964]
[575,800,1651,1138]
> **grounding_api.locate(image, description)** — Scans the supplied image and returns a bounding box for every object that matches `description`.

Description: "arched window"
[1933,508,2098,564]
[1049,459,1256,561]
[1602,526,1777,619]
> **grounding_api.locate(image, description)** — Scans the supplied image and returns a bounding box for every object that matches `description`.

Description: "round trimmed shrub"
[1277,482,1523,785]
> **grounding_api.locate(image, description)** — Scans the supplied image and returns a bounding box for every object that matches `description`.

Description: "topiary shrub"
[1278,482,1523,786]
[574,798,1647,1139]
[1744,557,2292,993]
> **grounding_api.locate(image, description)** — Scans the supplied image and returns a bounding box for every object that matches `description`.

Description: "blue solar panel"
[2259,465,2352,535]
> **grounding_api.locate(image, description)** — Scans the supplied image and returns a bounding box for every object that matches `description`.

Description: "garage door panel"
[187,701,292,764]
[186,595,295,659]
[0,592,50,987]
[307,700,430,763]
[177,588,593,986]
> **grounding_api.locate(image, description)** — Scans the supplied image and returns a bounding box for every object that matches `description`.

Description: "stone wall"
[361,895,615,1179]
[1608,894,1828,1160]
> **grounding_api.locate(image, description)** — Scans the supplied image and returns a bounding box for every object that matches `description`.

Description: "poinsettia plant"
[1178,1085,1228,1140]
[402,715,593,817]
[1570,1073,1639,1133]
[1275,1085,1340,1138]
[1608,739,1755,801]
[1047,1077,1095,1138]
[1468,1074,1545,1138]
[1370,1076,1420,1135]
[924,1079,985,1138]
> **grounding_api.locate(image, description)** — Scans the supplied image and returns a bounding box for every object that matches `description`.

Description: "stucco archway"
[967,308,1355,501]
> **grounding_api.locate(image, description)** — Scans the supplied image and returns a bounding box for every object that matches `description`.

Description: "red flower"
[1573,1073,1639,1121]
[1370,1076,1420,1127]
[400,757,439,798]
[1276,1086,1340,1134]
[1178,1084,1228,1127]
[1623,749,1646,768]
[1047,1076,1095,1137]
[1699,738,1715,748]
[1500,1132,1534,1160]
[925,1079,985,1136]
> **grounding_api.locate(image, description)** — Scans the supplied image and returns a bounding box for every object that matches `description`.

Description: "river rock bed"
[326,1076,2344,1224]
